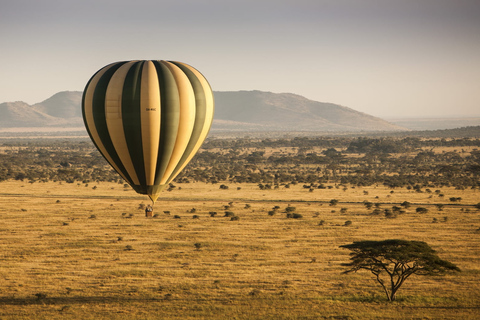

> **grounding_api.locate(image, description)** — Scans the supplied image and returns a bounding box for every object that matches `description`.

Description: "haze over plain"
[1,0,479,119]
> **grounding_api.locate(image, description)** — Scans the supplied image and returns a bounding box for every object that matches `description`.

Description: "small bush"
[364,201,373,209]
[285,206,296,213]
[34,293,47,300]
[400,201,411,208]
[224,211,235,217]
[344,220,352,226]
[416,207,428,214]
[286,213,303,219]
[384,209,396,219]
[230,216,240,221]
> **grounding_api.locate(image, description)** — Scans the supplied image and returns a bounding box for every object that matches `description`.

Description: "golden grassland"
[0,180,479,319]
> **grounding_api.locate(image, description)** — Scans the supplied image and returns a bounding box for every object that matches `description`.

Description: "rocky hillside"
[0,90,406,132]
[213,91,405,132]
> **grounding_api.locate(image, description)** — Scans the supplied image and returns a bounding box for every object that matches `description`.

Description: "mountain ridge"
[0,90,406,132]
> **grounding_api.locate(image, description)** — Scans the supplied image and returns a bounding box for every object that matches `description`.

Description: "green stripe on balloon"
[152,61,180,186]
[122,61,147,189]
[167,61,208,182]
[90,62,133,186]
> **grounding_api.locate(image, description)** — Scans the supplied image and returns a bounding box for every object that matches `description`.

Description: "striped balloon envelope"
[82,60,214,204]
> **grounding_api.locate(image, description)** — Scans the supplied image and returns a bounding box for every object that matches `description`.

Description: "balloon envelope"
[82,60,214,203]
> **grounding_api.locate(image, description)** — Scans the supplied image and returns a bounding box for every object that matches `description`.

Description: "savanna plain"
[0,135,479,319]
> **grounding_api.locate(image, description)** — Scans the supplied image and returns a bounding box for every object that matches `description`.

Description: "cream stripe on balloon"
[165,61,214,180]
[140,61,161,186]
[159,61,196,185]
[105,61,140,185]
[83,63,130,183]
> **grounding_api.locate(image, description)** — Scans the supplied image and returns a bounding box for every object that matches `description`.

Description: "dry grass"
[0,180,479,319]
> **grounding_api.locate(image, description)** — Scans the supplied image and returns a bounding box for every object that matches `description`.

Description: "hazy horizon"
[1,0,479,119]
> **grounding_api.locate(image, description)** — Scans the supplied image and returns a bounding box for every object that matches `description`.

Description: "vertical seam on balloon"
[164,61,214,182]
[158,62,196,185]
[122,61,147,189]
[152,60,180,186]
[140,61,161,187]
[165,61,207,182]
[105,61,141,185]
[83,62,132,184]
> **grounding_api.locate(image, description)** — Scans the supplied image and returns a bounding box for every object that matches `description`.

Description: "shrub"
[230,216,240,221]
[400,201,411,208]
[344,220,352,226]
[329,199,339,206]
[364,201,373,209]
[224,211,235,217]
[285,206,296,213]
[209,211,217,217]
[384,209,396,219]
[416,207,428,214]
[287,213,303,219]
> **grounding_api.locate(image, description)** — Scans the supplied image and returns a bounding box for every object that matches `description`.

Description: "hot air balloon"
[82,60,214,204]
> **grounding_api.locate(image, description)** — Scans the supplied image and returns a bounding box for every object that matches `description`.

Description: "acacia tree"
[339,239,460,301]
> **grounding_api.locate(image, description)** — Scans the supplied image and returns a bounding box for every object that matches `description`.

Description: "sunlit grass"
[0,180,478,319]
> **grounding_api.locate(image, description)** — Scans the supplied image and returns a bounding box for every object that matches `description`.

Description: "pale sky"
[1,0,479,118]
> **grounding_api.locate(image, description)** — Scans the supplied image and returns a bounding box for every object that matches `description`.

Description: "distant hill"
[32,91,83,119]
[0,90,406,132]
[0,91,83,128]
[0,101,68,127]
[214,91,405,132]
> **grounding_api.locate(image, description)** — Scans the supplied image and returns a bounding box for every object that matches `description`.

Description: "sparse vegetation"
[0,137,478,319]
